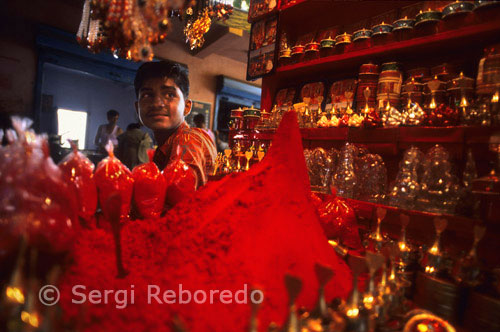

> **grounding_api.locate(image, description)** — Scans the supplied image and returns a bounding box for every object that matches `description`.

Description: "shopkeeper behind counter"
[134,60,216,188]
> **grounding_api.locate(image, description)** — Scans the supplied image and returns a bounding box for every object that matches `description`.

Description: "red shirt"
[153,122,217,187]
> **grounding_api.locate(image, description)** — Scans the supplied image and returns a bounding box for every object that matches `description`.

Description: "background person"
[94,109,123,152]
[116,122,152,170]
[193,113,215,143]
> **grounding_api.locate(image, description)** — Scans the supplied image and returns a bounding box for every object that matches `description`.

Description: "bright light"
[6,286,25,304]
[241,0,249,11]
[57,108,88,150]
[346,308,359,317]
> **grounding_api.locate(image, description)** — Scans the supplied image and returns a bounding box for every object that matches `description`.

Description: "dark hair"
[127,122,142,130]
[107,109,119,118]
[193,113,205,127]
[134,60,190,99]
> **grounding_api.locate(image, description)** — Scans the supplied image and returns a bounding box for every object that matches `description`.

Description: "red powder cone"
[59,111,352,332]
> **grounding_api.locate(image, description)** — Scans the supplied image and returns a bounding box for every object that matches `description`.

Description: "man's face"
[135,77,191,132]
[108,115,119,125]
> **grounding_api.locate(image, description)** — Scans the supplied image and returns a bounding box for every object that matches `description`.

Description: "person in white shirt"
[94,109,124,152]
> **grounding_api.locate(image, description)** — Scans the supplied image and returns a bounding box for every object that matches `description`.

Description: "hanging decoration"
[77,0,233,61]
[184,8,212,50]
[184,0,233,50]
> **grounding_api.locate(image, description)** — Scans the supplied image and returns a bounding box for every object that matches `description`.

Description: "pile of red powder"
[59,111,353,332]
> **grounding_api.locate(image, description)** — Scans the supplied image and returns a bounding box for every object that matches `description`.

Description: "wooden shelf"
[344,198,500,267]
[276,20,500,79]
[278,0,307,12]
[230,126,499,144]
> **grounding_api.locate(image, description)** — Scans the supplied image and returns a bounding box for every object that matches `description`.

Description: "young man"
[134,61,216,187]
[94,109,123,152]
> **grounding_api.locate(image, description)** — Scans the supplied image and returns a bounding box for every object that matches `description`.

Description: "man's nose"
[152,94,166,107]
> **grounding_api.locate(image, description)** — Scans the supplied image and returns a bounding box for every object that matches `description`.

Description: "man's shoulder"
[176,126,213,144]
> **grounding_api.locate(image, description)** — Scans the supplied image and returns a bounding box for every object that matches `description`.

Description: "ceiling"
[2,0,251,64]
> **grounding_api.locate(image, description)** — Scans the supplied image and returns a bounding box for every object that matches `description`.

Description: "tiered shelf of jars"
[233,1,500,268]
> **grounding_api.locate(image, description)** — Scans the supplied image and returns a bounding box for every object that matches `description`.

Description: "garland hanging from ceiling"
[77,0,233,61]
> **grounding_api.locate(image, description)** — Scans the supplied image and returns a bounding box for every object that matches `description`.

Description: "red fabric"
[153,122,217,187]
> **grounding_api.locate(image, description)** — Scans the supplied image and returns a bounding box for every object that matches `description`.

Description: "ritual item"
[335,32,352,45]
[230,108,244,130]
[162,146,197,207]
[317,187,362,250]
[396,214,412,272]
[393,16,415,41]
[357,64,379,111]
[328,79,357,115]
[447,72,475,124]
[132,150,167,219]
[368,207,387,252]
[4,237,27,305]
[354,153,386,202]
[320,28,336,49]
[305,147,332,189]
[377,62,403,110]
[283,274,303,332]
[415,8,442,27]
[476,43,500,96]
[387,146,423,210]
[403,311,457,332]
[453,225,486,287]
[243,107,262,130]
[402,77,424,106]
[94,141,134,219]
[407,67,430,82]
[343,255,370,332]
[417,145,461,214]
[431,63,458,82]
[423,217,448,276]
[442,1,475,19]
[58,141,97,223]
[402,98,426,126]
[310,263,334,322]
[245,150,253,171]
[0,117,78,253]
[463,149,478,189]
[382,103,404,127]
[363,252,385,314]
[279,32,292,59]
[353,29,372,42]
[372,22,393,36]
[332,143,358,199]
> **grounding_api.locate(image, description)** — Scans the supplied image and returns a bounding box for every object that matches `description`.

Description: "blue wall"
[41,63,142,150]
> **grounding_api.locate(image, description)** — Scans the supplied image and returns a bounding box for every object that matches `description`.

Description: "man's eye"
[141,93,152,99]
[165,92,176,98]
